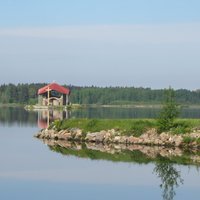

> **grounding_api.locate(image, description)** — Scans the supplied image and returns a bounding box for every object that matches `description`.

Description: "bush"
[52,119,62,131]
[157,87,180,133]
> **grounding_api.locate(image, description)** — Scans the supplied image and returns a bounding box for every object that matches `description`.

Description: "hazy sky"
[0,0,200,89]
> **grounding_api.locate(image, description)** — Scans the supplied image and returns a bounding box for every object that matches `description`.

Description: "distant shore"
[23,103,200,110]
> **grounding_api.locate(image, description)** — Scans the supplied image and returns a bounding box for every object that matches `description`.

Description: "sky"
[0,0,200,89]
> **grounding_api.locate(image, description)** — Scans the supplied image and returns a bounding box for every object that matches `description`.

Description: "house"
[38,82,70,106]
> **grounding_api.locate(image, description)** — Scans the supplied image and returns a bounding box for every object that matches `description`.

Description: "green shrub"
[157,87,180,133]
[53,119,62,131]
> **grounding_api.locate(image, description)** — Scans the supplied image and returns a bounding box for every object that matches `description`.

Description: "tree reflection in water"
[39,139,191,200]
[153,162,184,200]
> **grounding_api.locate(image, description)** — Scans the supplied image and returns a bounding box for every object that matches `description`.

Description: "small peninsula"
[35,118,200,149]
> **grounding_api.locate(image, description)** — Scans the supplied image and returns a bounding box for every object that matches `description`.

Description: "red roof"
[38,83,70,95]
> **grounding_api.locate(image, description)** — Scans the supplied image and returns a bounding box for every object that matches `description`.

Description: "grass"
[183,136,196,144]
[183,136,200,145]
[50,118,200,136]
[51,118,156,136]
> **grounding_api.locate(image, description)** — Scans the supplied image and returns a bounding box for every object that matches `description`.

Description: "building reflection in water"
[37,109,70,129]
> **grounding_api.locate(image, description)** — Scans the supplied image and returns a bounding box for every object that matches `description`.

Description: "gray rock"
[113,136,121,143]
[95,131,106,143]
[85,132,97,142]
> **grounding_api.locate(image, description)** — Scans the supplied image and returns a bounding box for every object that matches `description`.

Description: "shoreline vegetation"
[24,103,200,111]
[35,118,200,149]
[25,103,162,111]
[35,88,200,149]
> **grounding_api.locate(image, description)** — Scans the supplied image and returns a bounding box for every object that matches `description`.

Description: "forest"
[0,83,200,105]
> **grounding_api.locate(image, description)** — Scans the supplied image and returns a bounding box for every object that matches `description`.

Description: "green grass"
[183,136,200,145]
[51,118,157,136]
[183,136,196,144]
[50,118,200,136]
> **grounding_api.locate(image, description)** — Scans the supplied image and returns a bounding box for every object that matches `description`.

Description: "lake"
[0,107,200,200]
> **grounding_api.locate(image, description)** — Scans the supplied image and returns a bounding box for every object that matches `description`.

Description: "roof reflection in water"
[37,109,70,129]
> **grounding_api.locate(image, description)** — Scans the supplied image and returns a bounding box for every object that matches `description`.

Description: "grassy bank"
[51,118,200,136]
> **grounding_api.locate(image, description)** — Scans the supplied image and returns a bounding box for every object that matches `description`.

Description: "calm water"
[0,107,200,200]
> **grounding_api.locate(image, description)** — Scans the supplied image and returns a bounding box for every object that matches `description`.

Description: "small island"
[35,118,200,149]
[35,88,200,149]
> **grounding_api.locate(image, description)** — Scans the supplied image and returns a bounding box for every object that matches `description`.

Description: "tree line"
[0,83,200,105]
[70,86,200,105]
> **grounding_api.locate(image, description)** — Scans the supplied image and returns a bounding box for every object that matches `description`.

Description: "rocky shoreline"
[35,128,200,148]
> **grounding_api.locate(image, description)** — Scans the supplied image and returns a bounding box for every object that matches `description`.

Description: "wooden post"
[47,110,50,127]
[47,87,50,106]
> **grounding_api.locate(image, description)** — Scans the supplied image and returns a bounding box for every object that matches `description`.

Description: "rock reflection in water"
[40,139,200,163]
[38,139,200,200]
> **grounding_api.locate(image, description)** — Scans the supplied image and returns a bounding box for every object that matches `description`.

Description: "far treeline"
[1,83,200,105]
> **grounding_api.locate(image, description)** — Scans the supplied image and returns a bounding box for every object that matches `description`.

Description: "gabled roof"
[38,83,70,95]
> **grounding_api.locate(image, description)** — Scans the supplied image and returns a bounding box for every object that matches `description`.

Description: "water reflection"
[0,107,37,126]
[38,109,70,129]
[37,139,200,200]
[1,107,200,127]
[154,163,183,200]
[71,107,160,119]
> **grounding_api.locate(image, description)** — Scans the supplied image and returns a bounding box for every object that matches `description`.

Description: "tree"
[157,87,180,133]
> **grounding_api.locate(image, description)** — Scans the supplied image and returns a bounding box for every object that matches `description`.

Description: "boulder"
[61,131,73,140]
[119,136,128,144]
[85,132,97,142]
[174,136,183,146]
[113,136,121,143]
[127,136,140,144]
[159,132,170,141]
[95,131,106,143]
[74,130,82,141]
[104,132,112,143]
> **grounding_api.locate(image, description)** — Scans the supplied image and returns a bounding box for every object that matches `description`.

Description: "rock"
[60,131,72,140]
[74,130,82,141]
[113,136,121,143]
[85,132,97,142]
[95,131,106,143]
[106,129,118,139]
[58,130,66,135]
[159,132,170,141]
[127,136,140,144]
[174,136,183,146]
[119,136,128,144]
[104,132,112,143]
